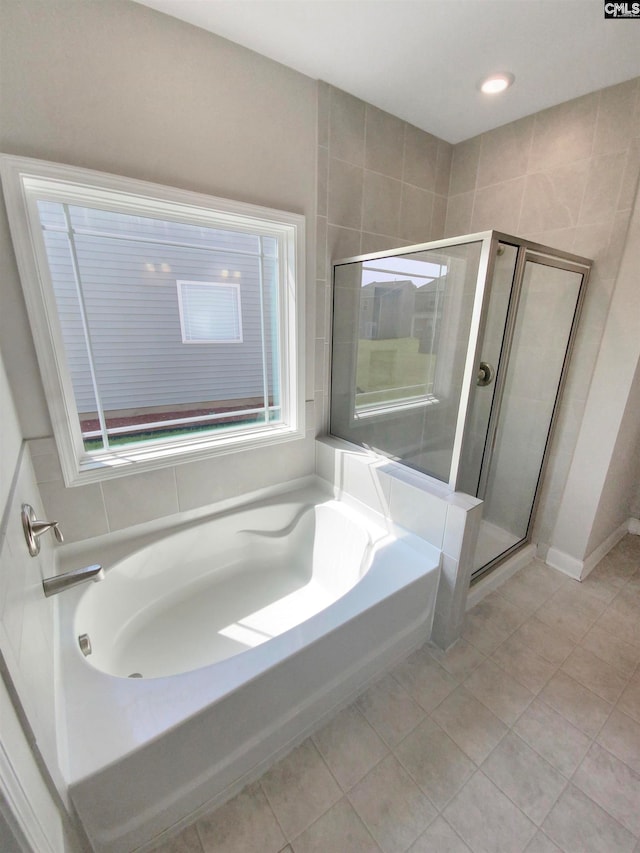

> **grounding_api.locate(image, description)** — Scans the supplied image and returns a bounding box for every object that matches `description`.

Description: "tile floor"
[152,535,640,853]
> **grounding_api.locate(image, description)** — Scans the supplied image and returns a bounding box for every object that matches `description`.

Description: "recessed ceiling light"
[480,72,515,95]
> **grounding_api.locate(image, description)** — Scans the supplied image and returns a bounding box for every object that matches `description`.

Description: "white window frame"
[0,155,305,486]
[177,280,244,344]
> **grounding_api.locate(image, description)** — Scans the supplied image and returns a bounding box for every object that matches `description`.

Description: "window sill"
[353,394,439,422]
[63,422,305,487]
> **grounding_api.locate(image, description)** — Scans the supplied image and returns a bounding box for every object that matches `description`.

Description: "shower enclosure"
[330,232,592,580]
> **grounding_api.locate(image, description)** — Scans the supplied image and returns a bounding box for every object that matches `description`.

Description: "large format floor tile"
[260,739,341,839]
[150,537,640,853]
[392,647,458,712]
[535,587,604,642]
[425,638,486,681]
[542,784,636,853]
[538,670,612,737]
[348,755,437,853]
[195,783,286,853]
[290,798,380,853]
[443,771,537,853]
[430,686,508,764]
[356,673,426,747]
[572,743,640,837]
[618,670,640,723]
[512,698,591,777]
[597,708,640,773]
[524,830,562,852]
[509,615,575,666]
[463,658,534,725]
[407,816,471,852]
[394,717,475,809]
[313,705,388,790]
[481,732,566,825]
[560,646,628,703]
[579,624,640,679]
[490,634,557,693]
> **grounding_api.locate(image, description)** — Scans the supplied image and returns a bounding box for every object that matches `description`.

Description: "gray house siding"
[39,202,277,416]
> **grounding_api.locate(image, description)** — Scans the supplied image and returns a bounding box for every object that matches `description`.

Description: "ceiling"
[134,0,640,143]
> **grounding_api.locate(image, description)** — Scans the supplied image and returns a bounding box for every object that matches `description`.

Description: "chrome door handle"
[477,361,494,387]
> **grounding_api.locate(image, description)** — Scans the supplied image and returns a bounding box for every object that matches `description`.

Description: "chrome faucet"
[42,564,105,597]
[21,504,64,556]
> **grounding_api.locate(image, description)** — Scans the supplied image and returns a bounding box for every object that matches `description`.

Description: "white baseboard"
[469,517,638,607]
[545,547,584,580]
[466,544,537,610]
[546,519,633,581]
[582,521,632,578]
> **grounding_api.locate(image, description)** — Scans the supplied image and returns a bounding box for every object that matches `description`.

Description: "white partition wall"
[548,187,640,578]
[316,436,482,649]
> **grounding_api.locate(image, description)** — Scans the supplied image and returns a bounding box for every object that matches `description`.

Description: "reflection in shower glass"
[355,256,446,412]
[331,241,483,483]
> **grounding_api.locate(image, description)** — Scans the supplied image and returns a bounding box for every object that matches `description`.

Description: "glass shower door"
[471,254,587,575]
[331,238,488,484]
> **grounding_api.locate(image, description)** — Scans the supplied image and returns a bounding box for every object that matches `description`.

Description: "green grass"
[83,417,265,452]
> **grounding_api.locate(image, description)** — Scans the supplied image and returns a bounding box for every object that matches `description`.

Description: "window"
[0,156,305,485]
[177,281,243,344]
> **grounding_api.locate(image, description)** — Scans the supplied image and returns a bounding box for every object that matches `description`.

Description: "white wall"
[0,354,69,851]
[316,437,482,649]
[548,184,640,573]
[0,0,318,543]
[632,470,640,520]
[586,359,640,553]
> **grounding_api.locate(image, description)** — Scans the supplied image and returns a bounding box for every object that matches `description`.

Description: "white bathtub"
[57,479,441,853]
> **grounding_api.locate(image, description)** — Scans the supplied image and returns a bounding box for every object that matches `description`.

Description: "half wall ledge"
[315,435,482,649]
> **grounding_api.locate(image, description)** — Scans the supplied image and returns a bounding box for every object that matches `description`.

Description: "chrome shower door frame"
[467,236,592,579]
[330,230,500,491]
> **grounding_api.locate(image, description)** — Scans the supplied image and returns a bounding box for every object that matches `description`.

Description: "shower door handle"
[477,361,494,387]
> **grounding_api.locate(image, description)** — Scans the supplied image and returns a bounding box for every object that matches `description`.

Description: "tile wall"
[31,404,316,544]
[316,77,640,558]
[315,82,454,433]
[444,78,640,550]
